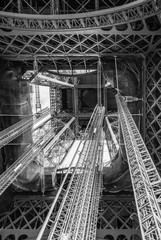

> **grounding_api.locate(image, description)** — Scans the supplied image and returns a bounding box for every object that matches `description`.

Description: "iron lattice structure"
[35,105,105,240]
[0,196,60,240]
[145,50,161,174]
[116,94,161,239]
[0,195,141,240]
[0,0,160,70]
[97,196,141,240]
[0,0,140,14]
[0,1,161,240]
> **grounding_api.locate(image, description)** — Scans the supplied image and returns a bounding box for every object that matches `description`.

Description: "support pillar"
[73,77,79,136]
[50,0,59,14]
[95,0,99,10]
[97,58,102,106]
[17,0,22,13]
[33,59,41,113]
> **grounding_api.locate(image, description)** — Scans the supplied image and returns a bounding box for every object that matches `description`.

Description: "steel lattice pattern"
[0,198,59,240]
[0,197,141,240]
[0,33,161,71]
[0,0,142,14]
[0,34,159,57]
[97,197,141,240]
[0,0,160,71]
[146,49,161,173]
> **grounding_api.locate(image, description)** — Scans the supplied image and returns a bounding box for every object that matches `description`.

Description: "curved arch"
[0,0,160,32]
[104,235,114,240]
[4,235,15,240]
[18,235,28,240]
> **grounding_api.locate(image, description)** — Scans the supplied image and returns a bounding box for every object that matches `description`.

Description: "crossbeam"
[36,73,74,88]
[0,108,50,149]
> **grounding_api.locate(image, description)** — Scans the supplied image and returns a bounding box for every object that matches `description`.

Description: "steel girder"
[116,94,161,239]
[0,108,50,148]
[0,117,75,196]
[0,0,137,14]
[104,116,119,160]
[34,59,42,112]
[0,1,160,32]
[145,49,161,174]
[0,196,141,240]
[36,106,105,240]
[0,0,160,70]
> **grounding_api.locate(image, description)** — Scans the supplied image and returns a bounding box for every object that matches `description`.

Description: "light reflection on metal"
[34,59,41,112]
[0,117,75,196]
[36,106,105,240]
[105,117,119,160]
[36,73,74,88]
[0,108,50,149]
[97,58,102,106]
[116,94,161,240]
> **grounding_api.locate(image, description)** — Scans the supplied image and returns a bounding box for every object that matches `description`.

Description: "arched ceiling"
[0,0,160,71]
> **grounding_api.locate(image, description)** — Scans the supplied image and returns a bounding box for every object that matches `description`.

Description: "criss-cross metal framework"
[116,94,161,239]
[0,196,60,240]
[0,117,74,196]
[97,196,141,240]
[145,50,161,173]
[0,0,160,70]
[0,0,140,14]
[0,1,161,240]
[35,105,105,240]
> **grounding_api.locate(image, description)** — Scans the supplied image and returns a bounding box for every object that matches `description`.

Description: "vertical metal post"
[17,0,22,13]
[97,58,102,106]
[73,77,79,136]
[33,59,41,113]
[142,57,146,141]
[40,151,45,196]
[114,56,121,147]
[50,84,57,126]
[50,0,59,14]
[114,56,119,92]
[95,0,99,10]
[102,70,106,109]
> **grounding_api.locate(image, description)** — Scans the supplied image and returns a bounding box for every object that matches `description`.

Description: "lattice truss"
[0,197,60,240]
[0,196,141,240]
[97,197,141,240]
[0,0,160,70]
[0,33,161,71]
[0,0,150,14]
[146,49,161,173]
